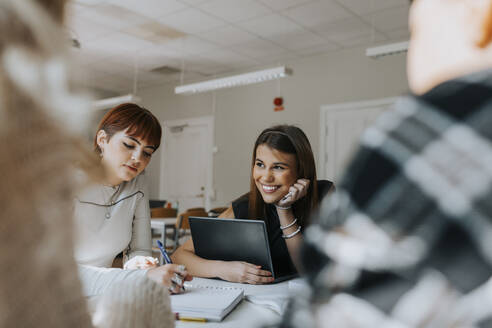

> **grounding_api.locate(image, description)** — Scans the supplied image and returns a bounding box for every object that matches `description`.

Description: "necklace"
[102,184,121,219]
[76,184,144,220]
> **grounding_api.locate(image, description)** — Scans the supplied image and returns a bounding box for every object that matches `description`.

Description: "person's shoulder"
[232,192,250,206]
[316,180,335,199]
[231,192,250,218]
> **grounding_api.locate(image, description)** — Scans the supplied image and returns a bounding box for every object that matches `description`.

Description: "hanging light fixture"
[175,66,293,95]
[92,93,142,110]
[366,41,409,59]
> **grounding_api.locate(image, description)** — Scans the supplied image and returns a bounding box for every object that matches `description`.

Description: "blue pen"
[157,240,185,291]
[157,240,172,264]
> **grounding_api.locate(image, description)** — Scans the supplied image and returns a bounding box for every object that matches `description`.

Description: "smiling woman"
[172,125,335,284]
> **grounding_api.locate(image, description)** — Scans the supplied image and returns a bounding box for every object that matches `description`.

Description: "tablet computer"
[189,216,296,283]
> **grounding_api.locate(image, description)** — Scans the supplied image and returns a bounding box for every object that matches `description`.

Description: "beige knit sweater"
[0,1,174,327]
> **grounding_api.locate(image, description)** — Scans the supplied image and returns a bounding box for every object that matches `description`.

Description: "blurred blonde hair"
[0,0,100,326]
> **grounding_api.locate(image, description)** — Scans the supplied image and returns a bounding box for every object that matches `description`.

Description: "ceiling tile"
[385,27,410,41]
[178,0,212,5]
[294,42,339,56]
[338,31,387,48]
[283,0,353,29]
[78,34,155,68]
[238,13,304,39]
[83,32,155,54]
[163,36,220,55]
[157,8,226,34]
[107,0,187,19]
[185,62,233,76]
[139,72,177,84]
[313,17,372,43]
[74,0,110,5]
[256,52,299,65]
[269,30,327,51]
[257,0,314,11]
[362,5,410,32]
[229,38,286,59]
[90,58,136,78]
[66,15,113,43]
[195,25,258,47]
[198,48,258,66]
[72,3,149,30]
[336,0,409,15]
[144,45,184,59]
[199,0,271,23]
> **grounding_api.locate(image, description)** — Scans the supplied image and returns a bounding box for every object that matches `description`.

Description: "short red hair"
[94,103,162,154]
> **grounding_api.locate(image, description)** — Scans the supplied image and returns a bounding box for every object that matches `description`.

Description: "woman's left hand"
[276,179,310,208]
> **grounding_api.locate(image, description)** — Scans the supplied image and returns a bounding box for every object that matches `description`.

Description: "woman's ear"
[96,130,107,153]
[477,0,492,48]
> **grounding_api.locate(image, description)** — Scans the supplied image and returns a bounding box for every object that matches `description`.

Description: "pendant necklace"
[103,184,121,219]
[76,184,144,220]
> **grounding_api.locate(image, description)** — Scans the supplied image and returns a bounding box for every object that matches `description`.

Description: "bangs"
[125,112,162,149]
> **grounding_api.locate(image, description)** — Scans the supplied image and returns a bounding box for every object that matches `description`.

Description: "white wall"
[140,45,409,207]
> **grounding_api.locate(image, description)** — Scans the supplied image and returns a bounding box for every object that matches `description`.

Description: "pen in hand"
[156,240,186,292]
[157,240,173,264]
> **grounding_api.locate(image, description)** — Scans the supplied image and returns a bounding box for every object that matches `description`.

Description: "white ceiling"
[67,0,410,95]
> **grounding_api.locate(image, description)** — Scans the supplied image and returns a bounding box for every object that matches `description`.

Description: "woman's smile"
[253,144,298,204]
[261,184,280,193]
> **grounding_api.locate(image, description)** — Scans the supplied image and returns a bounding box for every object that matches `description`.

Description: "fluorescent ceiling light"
[92,93,141,110]
[175,66,292,95]
[366,41,409,59]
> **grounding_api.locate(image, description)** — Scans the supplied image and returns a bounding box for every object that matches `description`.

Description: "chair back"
[177,208,209,230]
[186,207,206,212]
[208,207,228,217]
[151,207,177,218]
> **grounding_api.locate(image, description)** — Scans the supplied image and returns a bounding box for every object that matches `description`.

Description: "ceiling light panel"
[175,66,292,94]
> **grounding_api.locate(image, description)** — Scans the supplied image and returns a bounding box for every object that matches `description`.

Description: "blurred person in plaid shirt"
[279,0,492,327]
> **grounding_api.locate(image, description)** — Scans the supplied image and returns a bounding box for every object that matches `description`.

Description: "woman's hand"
[124,256,159,270]
[276,178,310,208]
[217,261,274,284]
[146,264,193,294]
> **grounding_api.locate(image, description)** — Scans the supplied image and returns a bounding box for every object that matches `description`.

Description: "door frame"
[319,97,397,180]
[159,115,215,210]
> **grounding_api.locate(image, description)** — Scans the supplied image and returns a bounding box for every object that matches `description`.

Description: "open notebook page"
[171,285,244,321]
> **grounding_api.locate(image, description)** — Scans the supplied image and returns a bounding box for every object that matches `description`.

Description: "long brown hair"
[94,103,162,155]
[248,125,318,227]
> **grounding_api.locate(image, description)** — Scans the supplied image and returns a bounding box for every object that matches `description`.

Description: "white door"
[160,116,214,212]
[319,98,397,183]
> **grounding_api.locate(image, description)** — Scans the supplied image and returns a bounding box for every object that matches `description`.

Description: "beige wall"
[140,45,409,207]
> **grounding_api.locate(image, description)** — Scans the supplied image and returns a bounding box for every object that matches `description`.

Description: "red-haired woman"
[172,125,335,284]
[74,103,190,295]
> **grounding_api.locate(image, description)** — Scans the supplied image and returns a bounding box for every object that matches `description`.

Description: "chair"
[173,208,209,251]
[151,207,177,218]
[186,207,206,212]
[151,207,178,254]
[208,207,228,217]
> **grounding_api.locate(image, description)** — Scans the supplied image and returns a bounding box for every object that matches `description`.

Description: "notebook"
[170,284,244,321]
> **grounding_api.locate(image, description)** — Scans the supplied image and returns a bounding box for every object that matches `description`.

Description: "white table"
[175,277,303,328]
[150,217,177,257]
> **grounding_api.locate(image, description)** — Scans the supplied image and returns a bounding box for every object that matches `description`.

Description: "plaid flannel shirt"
[278,69,492,328]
